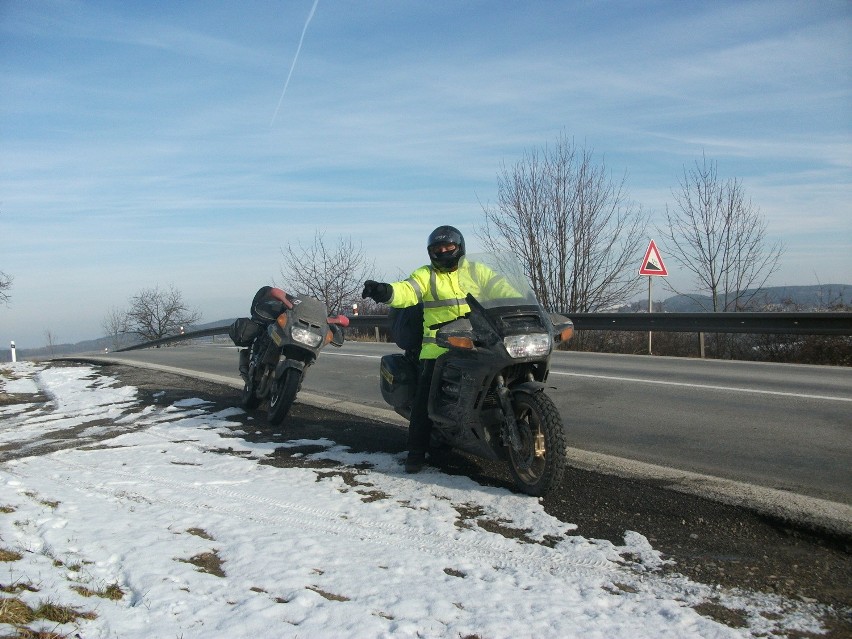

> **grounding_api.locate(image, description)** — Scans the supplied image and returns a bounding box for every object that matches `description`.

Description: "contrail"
[270,0,320,127]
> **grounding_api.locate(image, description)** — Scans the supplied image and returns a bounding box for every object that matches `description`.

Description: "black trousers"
[408,359,436,455]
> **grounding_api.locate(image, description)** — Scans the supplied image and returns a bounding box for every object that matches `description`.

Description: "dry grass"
[70,583,124,601]
[21,493,59,510]
[0,394,28,407]
[0,597,35,625]
[0,630,69,639]
[34,602,96,624]
[177,550,225,578]
[0,582,38,595]
[185,527,214,540]
[0,596,97,638]
[0,548,23,562]
[306,585,350,602]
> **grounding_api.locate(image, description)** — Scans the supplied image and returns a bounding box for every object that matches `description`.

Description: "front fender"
[275,358,306,380]
[510,380,547,397]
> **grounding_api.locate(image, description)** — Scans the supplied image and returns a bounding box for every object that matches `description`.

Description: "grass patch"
[603,582,640,595]
[22,492,59,510]
[0,506,16,514]
[0,548,23,562]
[0,597,34,625]
[0,582,39,595]
[306,585,350,602]
[0,596,96,628]
[70,583,124,601]
[0,394,29,407]
[35,601,96,624]
[185,527,214,540]
[356,489,389,503]
[177,550,225,578]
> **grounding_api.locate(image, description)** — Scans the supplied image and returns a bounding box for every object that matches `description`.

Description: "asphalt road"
[94,341,852,507]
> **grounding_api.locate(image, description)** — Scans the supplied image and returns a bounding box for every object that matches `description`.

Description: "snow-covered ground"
[0,362,831,638]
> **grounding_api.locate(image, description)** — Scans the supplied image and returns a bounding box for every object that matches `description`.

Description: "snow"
[0,362,830,638]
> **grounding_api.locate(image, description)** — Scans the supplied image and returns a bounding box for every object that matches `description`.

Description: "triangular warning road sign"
[639,240,668,276]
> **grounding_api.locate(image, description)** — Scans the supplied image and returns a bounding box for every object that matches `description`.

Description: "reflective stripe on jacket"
[388,257,518,360]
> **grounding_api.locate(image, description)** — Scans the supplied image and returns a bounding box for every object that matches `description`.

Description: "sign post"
[638,240,668,354]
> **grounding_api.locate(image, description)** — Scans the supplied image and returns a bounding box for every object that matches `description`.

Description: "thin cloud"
[270,0,320,126]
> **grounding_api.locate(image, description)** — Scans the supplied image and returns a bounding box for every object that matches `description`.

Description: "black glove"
[362,280,392,303]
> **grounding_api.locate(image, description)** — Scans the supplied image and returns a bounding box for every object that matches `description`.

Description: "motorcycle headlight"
[291,326,323,347]
[503,333,551,358]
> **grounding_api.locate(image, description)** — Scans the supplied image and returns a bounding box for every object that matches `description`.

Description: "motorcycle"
[230,287,349,426]
[379,253,574,496]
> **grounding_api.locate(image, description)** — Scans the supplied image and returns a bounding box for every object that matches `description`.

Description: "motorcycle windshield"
[289,295,330,326]
[455,252,539,311]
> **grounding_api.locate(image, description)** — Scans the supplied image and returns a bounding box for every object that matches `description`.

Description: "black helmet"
[427,225,465,271]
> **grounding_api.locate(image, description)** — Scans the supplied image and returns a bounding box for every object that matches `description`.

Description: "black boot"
[404,452,426,474]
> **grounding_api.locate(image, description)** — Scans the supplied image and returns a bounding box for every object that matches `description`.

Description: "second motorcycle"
[229,286,349,426]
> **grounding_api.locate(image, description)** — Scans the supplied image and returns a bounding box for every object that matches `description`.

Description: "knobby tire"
[507,391,567,496]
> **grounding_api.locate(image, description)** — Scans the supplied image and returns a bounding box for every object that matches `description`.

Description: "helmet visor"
[428,242,459,259]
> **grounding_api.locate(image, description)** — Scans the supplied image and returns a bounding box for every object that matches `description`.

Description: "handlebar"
[328,315,350,327]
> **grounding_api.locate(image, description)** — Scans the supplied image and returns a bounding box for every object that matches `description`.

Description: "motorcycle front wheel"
[267,367,302,426]
[507,391,567,496]
[240,369,262,410]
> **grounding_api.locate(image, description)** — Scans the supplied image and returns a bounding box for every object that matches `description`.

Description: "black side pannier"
[388,303,423,353]
[380,353,418,410]
[229,317,263,347]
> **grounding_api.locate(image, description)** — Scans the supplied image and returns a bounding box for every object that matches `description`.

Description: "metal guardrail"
[117,327,229,351]
[117,312,852,351]
[564,312,852,335]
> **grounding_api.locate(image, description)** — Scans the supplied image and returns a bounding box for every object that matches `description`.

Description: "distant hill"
[660,284,851,313]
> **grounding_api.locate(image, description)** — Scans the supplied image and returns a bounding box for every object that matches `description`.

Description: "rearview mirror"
[549,313,574,343]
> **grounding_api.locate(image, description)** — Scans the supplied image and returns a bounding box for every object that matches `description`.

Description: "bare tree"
[0,270,11,304]
[102,306,130,350]
[44,330,57,356]
[479,133,649,313]
[279,231,375,315]
[658,154,783,312]
[125,285,202,341]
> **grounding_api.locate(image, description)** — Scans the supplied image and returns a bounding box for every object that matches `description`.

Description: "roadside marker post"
[638,240,668,354]
[10,341,16,363]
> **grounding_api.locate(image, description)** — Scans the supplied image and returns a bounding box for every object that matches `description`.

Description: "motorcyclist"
[362,225,518,473]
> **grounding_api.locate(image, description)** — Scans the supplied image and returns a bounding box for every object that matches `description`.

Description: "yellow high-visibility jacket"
[389,257,520,360]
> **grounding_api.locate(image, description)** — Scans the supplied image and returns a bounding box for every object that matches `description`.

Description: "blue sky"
[2,0,850,348]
